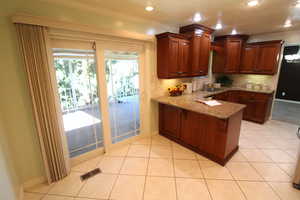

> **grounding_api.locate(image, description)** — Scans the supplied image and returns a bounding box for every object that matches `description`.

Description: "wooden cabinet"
[179,24,214,76]
[240,44,259,73]
[185,33,211,76]
[180,110,204,148]
[239,41,283,74]
[159,103,181,138]
[156,24,214,78]
[156,33,190,78]
[159,103,243,165]
[213,90,274,124]
[255,41,282,74]
[213,35,283,75]
[212,35,249,74]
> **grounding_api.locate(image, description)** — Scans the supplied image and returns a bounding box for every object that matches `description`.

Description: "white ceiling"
[44,0,300,36]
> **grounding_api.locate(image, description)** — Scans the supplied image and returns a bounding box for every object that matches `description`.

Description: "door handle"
[297,127,300,139]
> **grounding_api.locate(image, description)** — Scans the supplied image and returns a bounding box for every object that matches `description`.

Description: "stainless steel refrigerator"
[293,128,300,189]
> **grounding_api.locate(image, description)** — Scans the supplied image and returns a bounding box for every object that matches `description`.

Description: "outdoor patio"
[64,95,140,157]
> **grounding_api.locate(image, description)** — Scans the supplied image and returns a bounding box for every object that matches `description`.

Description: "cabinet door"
[188,34,211,76]
[198,33,211,75]
[238,95,253,120]
[256,43,281,74]
[168,39,180,75]
[240,45,259,73]
[200,116,227,158]
[227,91,240,103]
[159,104,181,138]
[214,92,228,101]
[178,40,190,76]
[225,39,242,73]
[180,110,204,148]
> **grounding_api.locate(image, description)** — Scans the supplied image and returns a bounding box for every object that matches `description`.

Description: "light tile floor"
[24,120,300,200]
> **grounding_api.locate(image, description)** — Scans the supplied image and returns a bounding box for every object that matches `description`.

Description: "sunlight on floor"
[62,111,101,131]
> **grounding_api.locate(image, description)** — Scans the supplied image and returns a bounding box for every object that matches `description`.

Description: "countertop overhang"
[152,87,274,119]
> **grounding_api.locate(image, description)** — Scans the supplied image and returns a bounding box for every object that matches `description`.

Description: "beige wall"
[0,0,178,184]
[0,113,21,200]
[228,30,300,90]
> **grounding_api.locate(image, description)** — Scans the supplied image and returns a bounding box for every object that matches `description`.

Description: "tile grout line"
[197,158,214,200]
[224,162,249,200]
[265,181,284,200]
[141,136,152,200]
[107,143,131,200]
[171,141,179,200]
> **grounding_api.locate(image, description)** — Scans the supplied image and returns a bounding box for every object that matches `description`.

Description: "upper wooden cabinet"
[212,35,249,74]
[240,44,259,73]
[156,33,190,78]
[255,41,283,74]
[156,24,214,78]
[240,41,283,75]
[179,24,214,76]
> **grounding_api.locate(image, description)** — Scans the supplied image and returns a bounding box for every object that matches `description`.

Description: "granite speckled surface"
[152,87,274,119]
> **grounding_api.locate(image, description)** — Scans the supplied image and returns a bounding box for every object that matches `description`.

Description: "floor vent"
[80,168,101,181]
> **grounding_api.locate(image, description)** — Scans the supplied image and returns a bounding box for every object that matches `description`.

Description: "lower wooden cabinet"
[159,103,181,138]
[159,103,243,165]
[212,90,274,124]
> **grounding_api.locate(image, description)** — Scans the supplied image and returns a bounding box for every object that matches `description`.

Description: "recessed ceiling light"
[231,29,237,35]
[145,5,154,12]
[247,0,259,7]
[284,19,292,28]
[193,13,202,22]
[215,23,223,30]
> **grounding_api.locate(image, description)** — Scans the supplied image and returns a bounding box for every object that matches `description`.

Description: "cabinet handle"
[177,72,184,74]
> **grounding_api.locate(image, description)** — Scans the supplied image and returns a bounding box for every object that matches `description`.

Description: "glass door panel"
[104,50,140,144]
[53,48,104,158]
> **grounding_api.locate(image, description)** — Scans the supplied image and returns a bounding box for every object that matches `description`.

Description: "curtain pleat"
[15,23,68,183]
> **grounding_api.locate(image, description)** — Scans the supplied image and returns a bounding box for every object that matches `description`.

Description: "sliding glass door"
[50,39,143,160]
[104,50,140,144]
[52,48,104,158]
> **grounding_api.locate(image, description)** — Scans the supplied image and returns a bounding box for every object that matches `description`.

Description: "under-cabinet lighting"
[231,29,237,35]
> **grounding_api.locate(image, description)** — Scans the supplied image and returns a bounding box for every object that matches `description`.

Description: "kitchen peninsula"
[152,87,273,165]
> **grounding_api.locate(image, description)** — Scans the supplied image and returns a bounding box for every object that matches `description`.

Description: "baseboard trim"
[22,176,46,190]
[275,98,300,104]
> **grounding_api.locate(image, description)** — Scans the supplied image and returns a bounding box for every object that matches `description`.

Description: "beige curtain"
[15,23,68,183]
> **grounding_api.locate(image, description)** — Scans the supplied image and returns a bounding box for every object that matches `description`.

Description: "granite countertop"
[152,87,274,119]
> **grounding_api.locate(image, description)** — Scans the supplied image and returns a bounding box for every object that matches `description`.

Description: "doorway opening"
[272,45,300,125]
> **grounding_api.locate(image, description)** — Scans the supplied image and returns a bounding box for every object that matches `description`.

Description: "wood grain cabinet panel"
[255,42,282,74]
[159,103,181,139]
[212,35,249,74]
[159,103,243,165]
[213,90,274,124]
[156,33,190,78]
[180,110,204,148]
[156,24,214,78]
[240,44,259,73]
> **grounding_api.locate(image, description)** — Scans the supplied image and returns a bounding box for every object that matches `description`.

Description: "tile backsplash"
[227,74,277,90]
